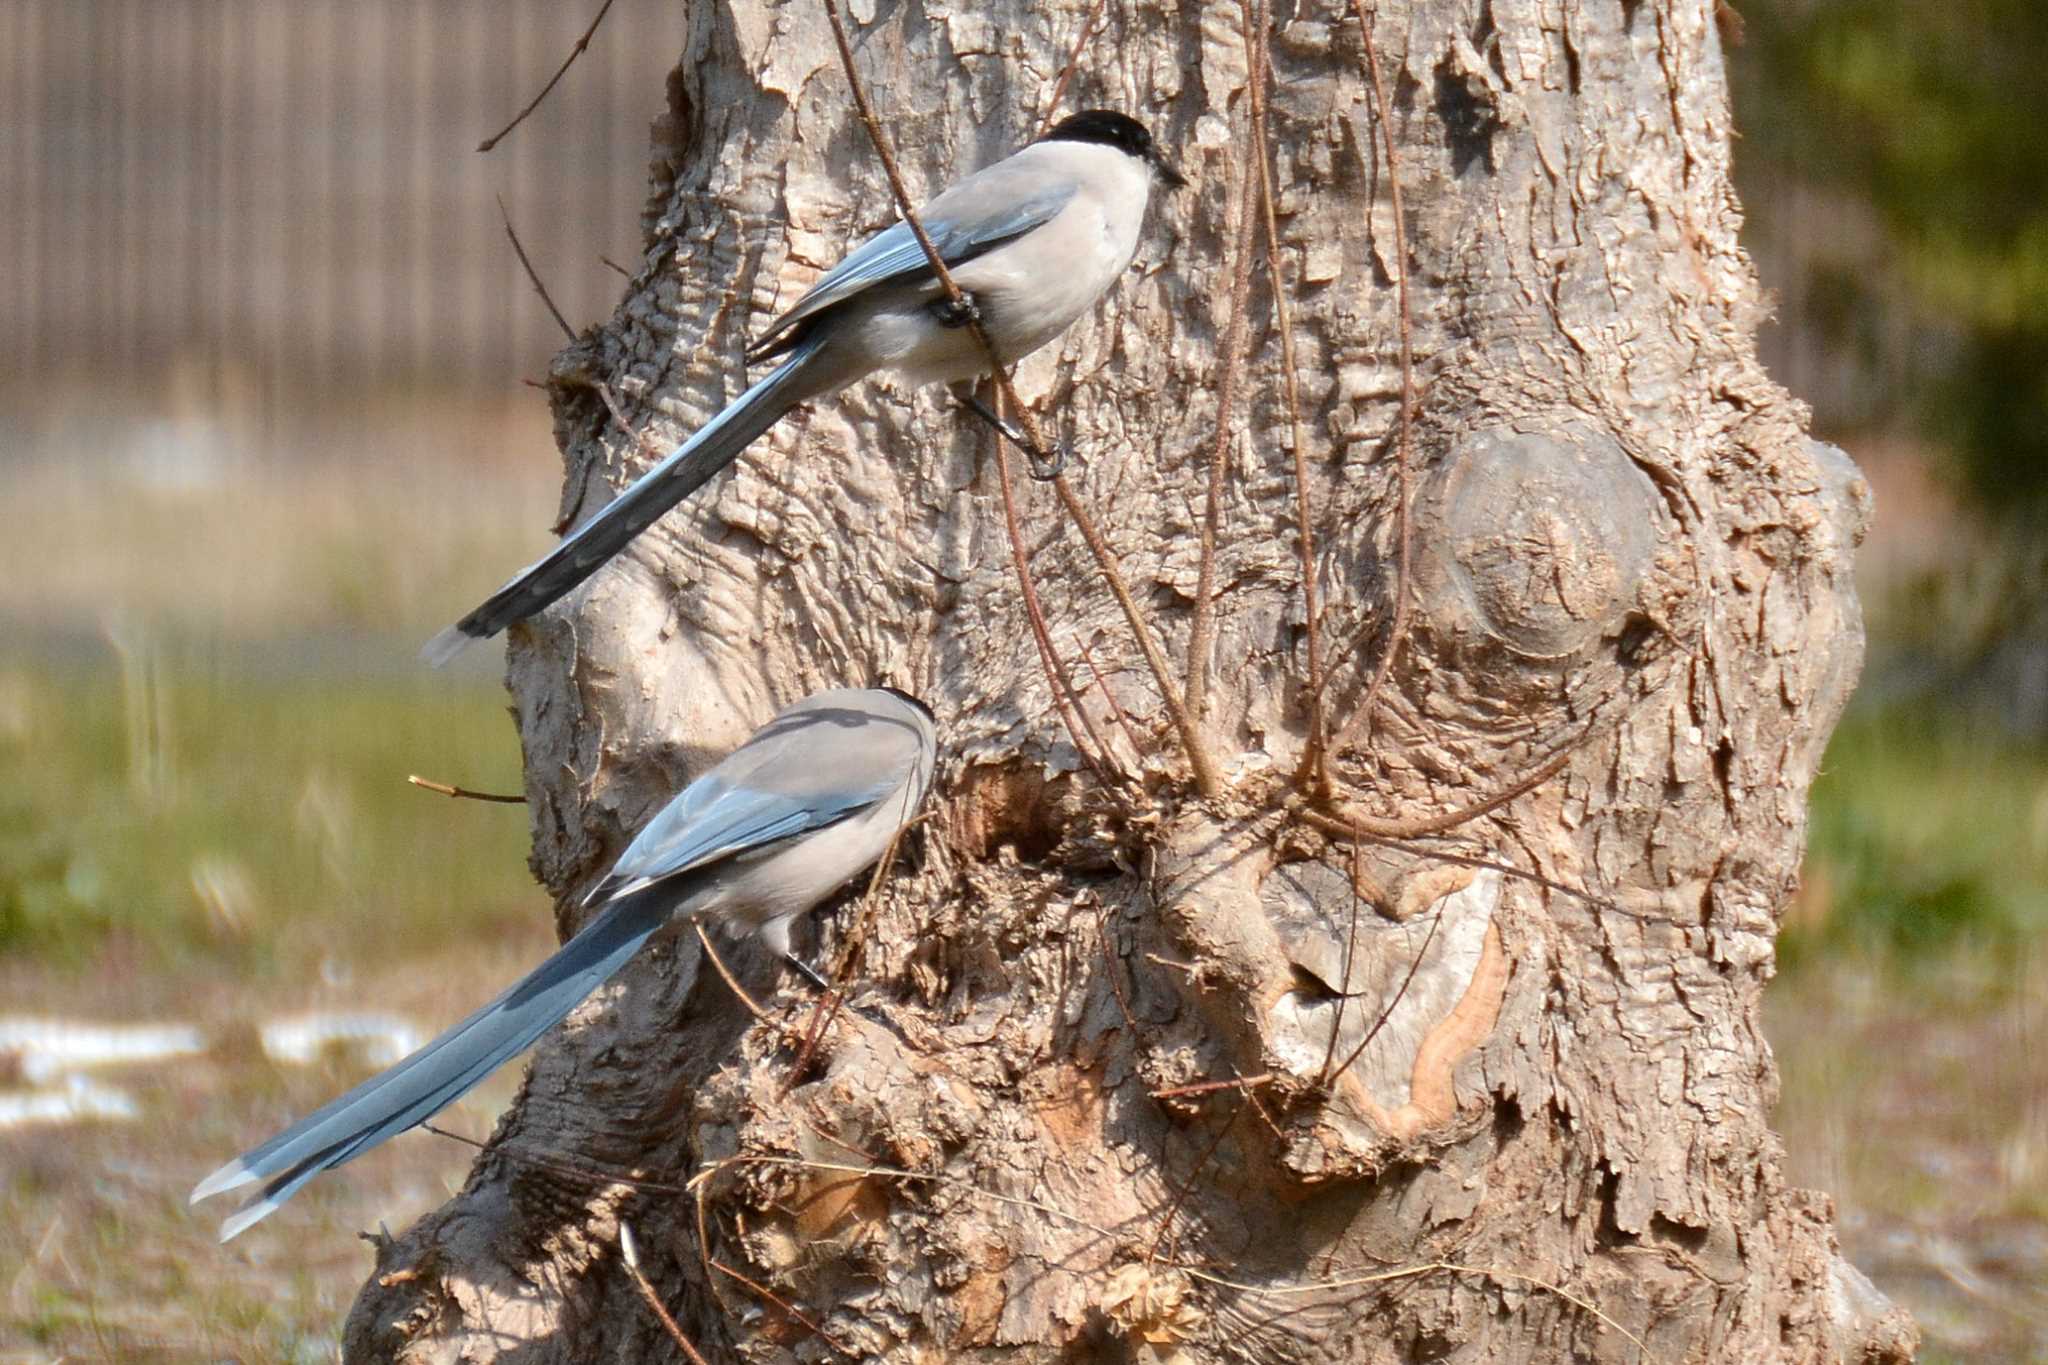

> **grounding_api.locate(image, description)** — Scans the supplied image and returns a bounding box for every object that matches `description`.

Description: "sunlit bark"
[346,1,1914,1359]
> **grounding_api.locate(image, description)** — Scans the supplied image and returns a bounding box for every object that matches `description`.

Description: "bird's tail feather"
[191,890,673,1240]
[423,336,828,664]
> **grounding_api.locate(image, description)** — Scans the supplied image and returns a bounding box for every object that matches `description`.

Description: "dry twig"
[497,195,574,340]
[991,420,1124,783]
[1185,0,1269,725]
[422,1122,690,1194]
[1145,1100,1245,1265]
[407,774,524,804]
[619,1223,715,1365]
[695,923,771,1023]
[1077,636,1146,767]
[1049,472,1223,795]
[1249,37,1332,794]
[1149,1072,1276,1101]
[1317,839,1368,1082]
[710,1260,858,1358]
[1295,815,1627,916]
[1033,0,1112,136]
[1095,898,1139,1035]
[1325,885,1446,1083]
[818,0,1220,796]
[781,817,920,1091]
[685,1153,1652,1354]
[1323,741,1575,840]
[477,0,619,152]
[590,380,666,465]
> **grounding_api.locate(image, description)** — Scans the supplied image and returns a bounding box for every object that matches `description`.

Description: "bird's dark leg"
[778,952,916,1052]
[951,388,1068,480]
[929,292,982,329]
[781,952,834,994]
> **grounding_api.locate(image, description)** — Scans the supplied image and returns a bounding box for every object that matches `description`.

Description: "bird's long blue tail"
[190,891,672,1240]
[423,337,827,665]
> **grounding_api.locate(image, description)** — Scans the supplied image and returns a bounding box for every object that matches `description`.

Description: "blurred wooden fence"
[0,0,682,400]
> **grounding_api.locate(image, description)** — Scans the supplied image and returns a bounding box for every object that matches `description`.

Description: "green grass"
[1787,700,2048,965]
[0,642,537,979]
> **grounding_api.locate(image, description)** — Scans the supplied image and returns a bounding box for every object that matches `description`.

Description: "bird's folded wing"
[748,179,1076,361]
[588,772,895,901]
[588,694,931,900]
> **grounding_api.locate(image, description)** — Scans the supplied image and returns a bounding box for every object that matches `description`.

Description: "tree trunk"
[345,0,1918,1360]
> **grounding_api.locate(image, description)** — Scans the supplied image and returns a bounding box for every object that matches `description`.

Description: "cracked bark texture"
[344,0,1916,1360]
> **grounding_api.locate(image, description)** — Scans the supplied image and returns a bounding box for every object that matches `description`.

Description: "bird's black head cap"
[1041,109,1186,188]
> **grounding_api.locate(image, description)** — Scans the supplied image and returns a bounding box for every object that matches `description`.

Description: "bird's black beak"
[1151,149,1188,190]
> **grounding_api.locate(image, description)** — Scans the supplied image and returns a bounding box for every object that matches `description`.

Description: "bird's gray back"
[593,689,934,901]
[716,690,932,794]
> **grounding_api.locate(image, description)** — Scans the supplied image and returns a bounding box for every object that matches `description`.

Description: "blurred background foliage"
[1738,0,2048,518]
[1728,12,2048,1351]
[0,1,2043,1359]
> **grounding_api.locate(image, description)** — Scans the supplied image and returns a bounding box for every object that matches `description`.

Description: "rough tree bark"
[345,0,1917,1359]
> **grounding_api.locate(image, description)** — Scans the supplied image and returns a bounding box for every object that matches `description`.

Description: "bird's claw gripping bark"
[953,391,1069,479]
[930,293,982,329]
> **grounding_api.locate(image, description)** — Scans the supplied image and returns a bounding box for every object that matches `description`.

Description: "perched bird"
[425,109,1184,664]
[191,687,937,1240]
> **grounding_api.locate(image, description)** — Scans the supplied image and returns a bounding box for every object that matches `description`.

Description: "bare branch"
[1325,883,1445,1084]
[497,195,575,341]
[1317,839,1368,1083]
[1291,813,1623,916]
[1095,898,1139,1035]
[1032,0,1112,137]
[1325,740,1575,841]
[1144,1097,1245,1265]
[991,418,1125,785]
[1050,471,1223,796]
[1251,43,1332,796]
[1149,1072,1276,1100]
[1077,635,1147,768]
[421,1122,690,1194]
[817,0,1220,796]
[407,774,524,804]
[710,1260,859,1358]
[619,1223,715,1365]
[477,0,618,152]
[694,923,770,1023]
[783,816,923,1091]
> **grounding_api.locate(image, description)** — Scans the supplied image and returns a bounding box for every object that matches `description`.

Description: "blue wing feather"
[748,179,1076,361]
[592,773,896,900]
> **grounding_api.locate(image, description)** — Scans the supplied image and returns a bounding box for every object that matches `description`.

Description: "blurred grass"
[1767,532,2048,1357]
[1787,703,2048,963]
[0,644,537,978]
[0,639,557,1359]
[0,414,570,1358]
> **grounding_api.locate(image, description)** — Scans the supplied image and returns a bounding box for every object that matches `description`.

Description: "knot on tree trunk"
[1415,424,1665,670]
